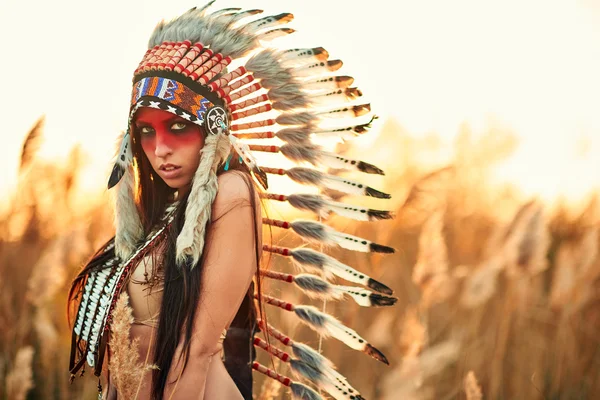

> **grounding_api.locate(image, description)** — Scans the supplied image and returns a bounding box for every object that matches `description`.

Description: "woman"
[69,3,398,399]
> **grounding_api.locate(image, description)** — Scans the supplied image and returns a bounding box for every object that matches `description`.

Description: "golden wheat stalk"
[5,346,34,400]
[464,370,483,400]
[108,292,156,399]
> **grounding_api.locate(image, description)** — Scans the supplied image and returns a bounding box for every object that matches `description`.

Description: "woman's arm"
[164,171,261,399]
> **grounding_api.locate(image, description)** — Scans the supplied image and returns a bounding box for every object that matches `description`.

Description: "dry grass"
[108,293,156,398]
[0,117,598,399]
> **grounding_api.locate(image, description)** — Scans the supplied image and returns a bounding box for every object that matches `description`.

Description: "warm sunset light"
[1,2,599,399]
[1,0,598,201]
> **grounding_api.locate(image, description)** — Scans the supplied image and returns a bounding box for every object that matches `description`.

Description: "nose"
[154,130,173,158]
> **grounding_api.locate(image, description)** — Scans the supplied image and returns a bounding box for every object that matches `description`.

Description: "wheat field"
[0,117,598,399]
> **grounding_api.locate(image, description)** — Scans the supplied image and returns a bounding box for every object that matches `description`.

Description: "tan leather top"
[126,252,227,343]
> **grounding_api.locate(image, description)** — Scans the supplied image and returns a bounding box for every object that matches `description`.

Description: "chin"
[162,177,192,191]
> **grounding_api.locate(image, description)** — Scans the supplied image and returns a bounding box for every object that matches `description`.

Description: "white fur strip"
[114,155,143,260]
[176,133,231,267]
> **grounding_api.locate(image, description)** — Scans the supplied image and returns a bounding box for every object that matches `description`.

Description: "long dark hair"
[68,126,269,399]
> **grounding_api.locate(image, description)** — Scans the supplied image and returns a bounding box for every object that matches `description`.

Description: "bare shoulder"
[212,170,261,221]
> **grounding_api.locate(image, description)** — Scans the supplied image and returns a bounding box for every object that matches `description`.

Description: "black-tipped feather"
[365,343,389,365]
[367,209,393,220]
[357,160,385,175]
[365,186,391,199]
[370,293,398,307]
[367,278,393,295]
[369,243,395,254]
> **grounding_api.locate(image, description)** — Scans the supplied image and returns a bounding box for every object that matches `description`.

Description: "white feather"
[328,229,375,252]
[291,248,374,288]
[323,199,370,221]
[281,55,327,68]
[336,286,377,307]
[244,13,293,34]
[316,104,369,119]
[295,305,367,352]
[257,28,294,41]
[294,60,342,77]
[300,76,354,92]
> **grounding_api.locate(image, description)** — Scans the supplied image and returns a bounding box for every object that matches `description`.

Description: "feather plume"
[289,360,362,400]
[288,247,394,294]
[257,28,295,41]
[280,47,329,67]
[301,75,354,91]
[295,60,343,77]
[276,127,312,143]
[285,167,391,198]
[108,131,132,189]
[210,7,241,18]
[244,12,294,33]
[230,9,263,25]
[309,88,363,105]
[293,305,389,365]
[259,321,363,399]
[285,193,393,221]
[317,104,371,119]
[290,382,323,400]
[265,218,395,253]
[279,143,385,175]
[276,111,318,126]
[293,274,398,307]
[312,115,377,140]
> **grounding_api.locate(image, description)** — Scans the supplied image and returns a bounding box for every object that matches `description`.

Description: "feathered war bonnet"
[110,2,276,266]
[73,1,402,396]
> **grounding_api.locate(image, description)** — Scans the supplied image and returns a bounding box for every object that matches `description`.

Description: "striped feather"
[286,193,392,221]
[283,219,394,253]
[289,360,361,400]
[317,104,371,119]
[292,274,398,307]
[294,60,343,77]
[259,322,364,399]
[107,131,132,189]
[229,9,263,25]
[280,47,329,67]
[257,27,295,41]
[301,75,354,92]
[309,88,363,105]
[290,382,323,400]
[293,305,389,365]
[244,13,294,33]
[288,247,394,294]
[285,167,391,198]
[279,143,385,175]
[209,7,241,17]
[311,115,377,140]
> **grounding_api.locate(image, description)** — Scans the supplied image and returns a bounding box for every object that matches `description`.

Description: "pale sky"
[1,0,599,202]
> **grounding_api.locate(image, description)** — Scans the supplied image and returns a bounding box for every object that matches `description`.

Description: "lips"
[159,163,182,179]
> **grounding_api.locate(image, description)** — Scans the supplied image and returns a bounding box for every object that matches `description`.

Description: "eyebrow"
[134,115,188,126]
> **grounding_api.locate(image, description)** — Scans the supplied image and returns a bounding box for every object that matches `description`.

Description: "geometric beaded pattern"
[131,76,212,124]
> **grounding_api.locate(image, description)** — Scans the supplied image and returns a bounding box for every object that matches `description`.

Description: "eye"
[171,122,188,131]
[138,126,154,135]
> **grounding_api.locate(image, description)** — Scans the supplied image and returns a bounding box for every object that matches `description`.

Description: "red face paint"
[134,107,206,193]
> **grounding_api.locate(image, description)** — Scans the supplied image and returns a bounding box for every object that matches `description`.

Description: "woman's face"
[134,107,205,193]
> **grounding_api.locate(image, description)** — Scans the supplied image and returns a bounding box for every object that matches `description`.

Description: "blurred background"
[0,0,599,398]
